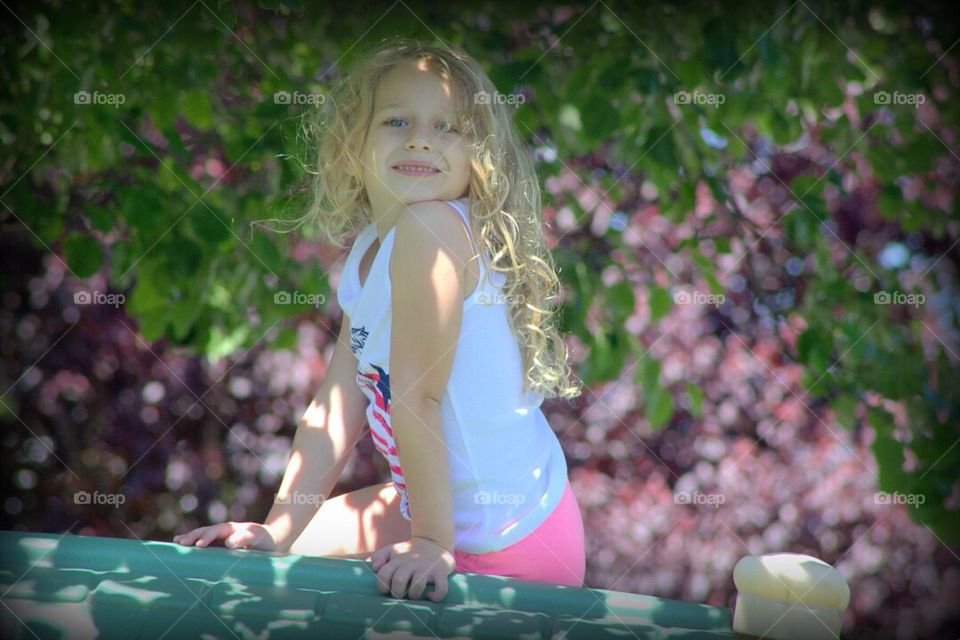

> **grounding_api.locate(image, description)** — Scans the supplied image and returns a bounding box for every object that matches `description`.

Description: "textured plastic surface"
[1,530,737,639]
[732,553,849,640]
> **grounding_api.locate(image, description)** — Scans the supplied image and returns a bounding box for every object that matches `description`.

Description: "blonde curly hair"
[276,37,581,401]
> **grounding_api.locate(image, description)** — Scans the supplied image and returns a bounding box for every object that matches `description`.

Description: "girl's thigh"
[289,480,412,558]
[454,481,586,587]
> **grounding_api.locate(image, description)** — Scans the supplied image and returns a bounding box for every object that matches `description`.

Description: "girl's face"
[361,60,471,216]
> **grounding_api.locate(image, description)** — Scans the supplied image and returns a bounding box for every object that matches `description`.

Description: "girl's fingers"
[371,547,390,571]
[194,525,222,547]
[408,574,428,600]
[376,562,399,596]
[429,575,447,602]
[225,530,247,548]
[174,531,197,545]
[390,568,413,599]
[176,523,249,547]
[197,530,219,547]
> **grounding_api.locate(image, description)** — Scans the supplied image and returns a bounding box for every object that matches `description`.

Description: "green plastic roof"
[1,530,738,639]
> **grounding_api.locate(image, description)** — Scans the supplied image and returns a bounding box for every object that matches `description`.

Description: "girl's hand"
[370,536,455,602]
[173,522,279,552]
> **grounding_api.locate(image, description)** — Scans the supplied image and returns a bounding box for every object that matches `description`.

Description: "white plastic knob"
[732,553,850,640]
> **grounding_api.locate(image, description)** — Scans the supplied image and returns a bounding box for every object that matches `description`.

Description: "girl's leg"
[288,480,411,560]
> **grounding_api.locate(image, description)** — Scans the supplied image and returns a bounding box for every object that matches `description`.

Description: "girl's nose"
[404,137,432,151]
[404,124,433,151]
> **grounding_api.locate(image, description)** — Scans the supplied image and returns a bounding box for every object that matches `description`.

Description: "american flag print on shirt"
[350,326,369,356]
[356,362,411,519]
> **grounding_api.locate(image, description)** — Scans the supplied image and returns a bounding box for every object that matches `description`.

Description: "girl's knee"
[289,481,407,556]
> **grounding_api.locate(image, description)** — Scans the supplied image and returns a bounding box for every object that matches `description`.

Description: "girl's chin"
[383,185,467,204]
[393,190,447,203]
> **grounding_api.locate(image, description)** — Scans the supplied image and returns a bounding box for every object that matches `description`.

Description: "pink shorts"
[453,480,586,587]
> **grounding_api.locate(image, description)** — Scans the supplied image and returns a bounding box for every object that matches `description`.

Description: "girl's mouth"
[393,165,440,177]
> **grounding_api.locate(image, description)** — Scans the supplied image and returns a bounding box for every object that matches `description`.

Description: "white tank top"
[336,197,569,553]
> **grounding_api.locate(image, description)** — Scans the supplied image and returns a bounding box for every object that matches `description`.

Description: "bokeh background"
[2,1,958,638]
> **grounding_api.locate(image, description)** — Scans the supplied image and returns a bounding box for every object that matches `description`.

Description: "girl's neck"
[369,200,405,244]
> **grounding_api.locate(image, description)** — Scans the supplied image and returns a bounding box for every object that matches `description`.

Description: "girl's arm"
[264,319,369,553]
[388,202,476,551]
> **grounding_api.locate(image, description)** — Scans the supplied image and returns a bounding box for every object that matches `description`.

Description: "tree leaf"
[830,392,860,430]
[62,233,103,278]
[205,323,251,361]
[703,17,744,77]
[581,93,620,143]
[647,385,675,431]
[606,280,635,324]
[190,206,233,246]
[649,286,673,322]
[869,407,908,493]
[635,355,661,391]
[180,88,215,131]
[558,103,583,132]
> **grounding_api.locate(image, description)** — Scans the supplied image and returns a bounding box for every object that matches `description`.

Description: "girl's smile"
[392,161,443,177]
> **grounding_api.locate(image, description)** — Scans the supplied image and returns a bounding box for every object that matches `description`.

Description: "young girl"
[174,38,584,603]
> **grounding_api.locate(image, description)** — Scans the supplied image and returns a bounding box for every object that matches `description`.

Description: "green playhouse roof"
[0,530,739,639]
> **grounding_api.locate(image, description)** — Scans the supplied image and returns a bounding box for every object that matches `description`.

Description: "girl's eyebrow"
[374,102,404,114]
[373,102,456,118]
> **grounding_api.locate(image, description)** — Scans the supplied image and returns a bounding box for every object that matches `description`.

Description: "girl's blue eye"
[382,118,458,133]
